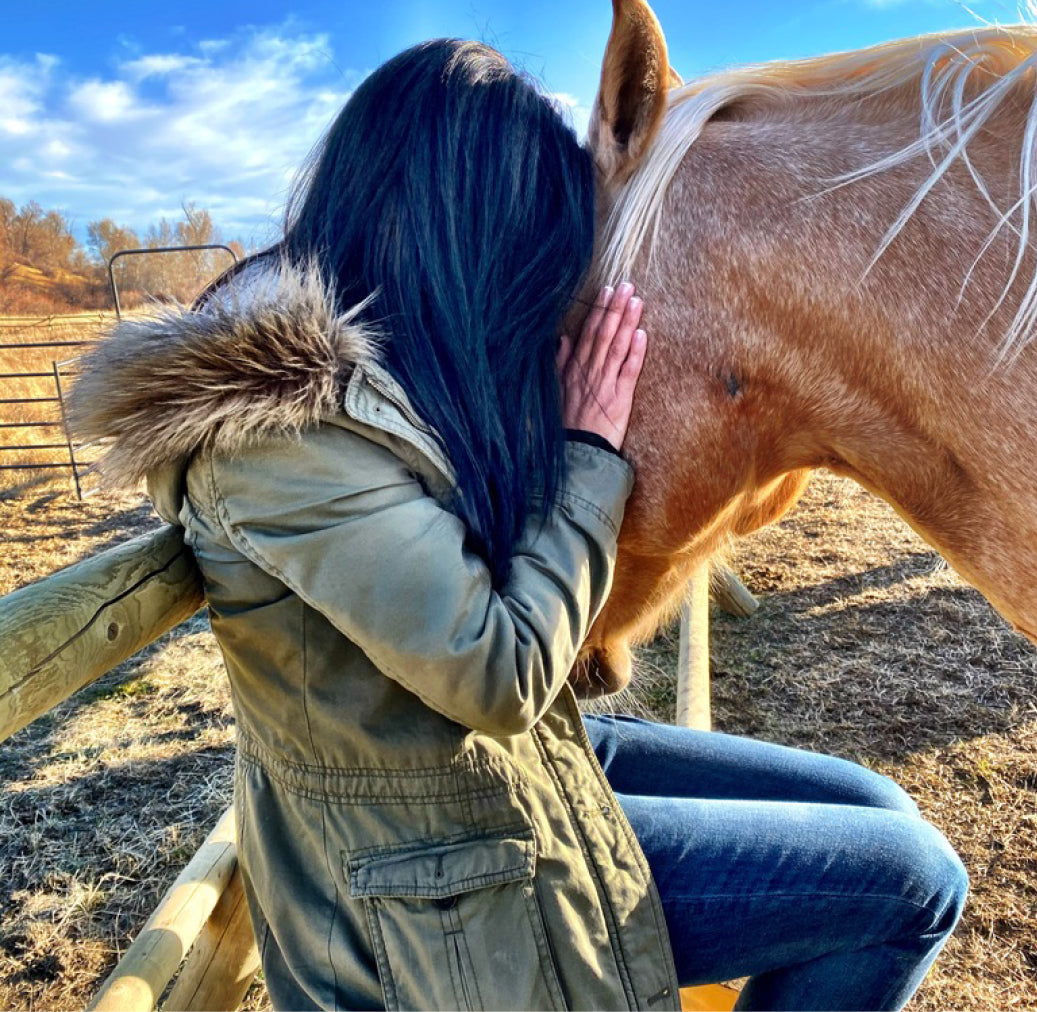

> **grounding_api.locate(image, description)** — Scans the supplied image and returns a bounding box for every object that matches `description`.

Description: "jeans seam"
[675,890,937,911]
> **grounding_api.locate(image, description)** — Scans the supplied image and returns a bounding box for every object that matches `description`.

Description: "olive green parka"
[69,261,680,1011]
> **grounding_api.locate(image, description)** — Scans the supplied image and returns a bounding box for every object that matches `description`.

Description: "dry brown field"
[1,469,1035,1007]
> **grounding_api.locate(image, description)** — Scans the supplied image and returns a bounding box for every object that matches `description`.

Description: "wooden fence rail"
[0,525,202,742]
[0,526,256,1011]
[88,807,258,1012]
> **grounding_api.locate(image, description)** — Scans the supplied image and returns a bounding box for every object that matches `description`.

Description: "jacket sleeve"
[200,424,634,736]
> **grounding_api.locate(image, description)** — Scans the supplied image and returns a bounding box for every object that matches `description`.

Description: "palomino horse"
[574,0,1037,695]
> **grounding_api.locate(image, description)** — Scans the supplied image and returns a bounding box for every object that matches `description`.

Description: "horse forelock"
[600,24,1037,362]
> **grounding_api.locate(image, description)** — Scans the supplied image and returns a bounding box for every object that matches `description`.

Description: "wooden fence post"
[676,566,711,730]
[162,866,260,1012]
[710,563,759,618]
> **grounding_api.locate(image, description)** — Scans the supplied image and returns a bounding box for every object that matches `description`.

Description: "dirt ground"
[1,471,1035,1011]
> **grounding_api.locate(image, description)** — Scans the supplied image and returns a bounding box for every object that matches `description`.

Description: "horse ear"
[589,0,677,183]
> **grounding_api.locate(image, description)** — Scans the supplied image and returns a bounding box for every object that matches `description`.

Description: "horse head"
[572,0,1037,696]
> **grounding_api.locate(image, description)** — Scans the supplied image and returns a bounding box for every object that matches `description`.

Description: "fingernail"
[618,282,634,297]
[601,285,614,302]
[634,329,646,343]
[629,297,642,312]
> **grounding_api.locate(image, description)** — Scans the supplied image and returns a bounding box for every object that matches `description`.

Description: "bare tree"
[137,202,229,303]
[87,218,145,293]
[0,195,245,311]
[5,201,77,275]
[0,197,17,285]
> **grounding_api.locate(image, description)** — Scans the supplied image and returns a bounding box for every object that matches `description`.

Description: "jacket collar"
[342,362,454,483]
[68,257,452,488]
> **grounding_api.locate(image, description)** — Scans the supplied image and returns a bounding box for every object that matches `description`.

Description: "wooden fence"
[0,525,746,1010]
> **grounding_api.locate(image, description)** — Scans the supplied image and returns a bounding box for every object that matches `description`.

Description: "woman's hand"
[557,282,647,452]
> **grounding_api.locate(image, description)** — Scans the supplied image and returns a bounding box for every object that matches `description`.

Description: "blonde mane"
[600,25,1037,360]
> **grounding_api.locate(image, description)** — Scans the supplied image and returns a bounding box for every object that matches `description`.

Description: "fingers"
[558,282,648,448]
[580,285,614,350]
[581,283,631,374]
[617,328,647,391]
[556,331,572,373]
[607,299,638,374]
[574,283,643,378]
[599,287,643,389]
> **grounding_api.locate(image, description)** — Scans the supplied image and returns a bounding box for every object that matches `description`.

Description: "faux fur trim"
[68,259,381,488]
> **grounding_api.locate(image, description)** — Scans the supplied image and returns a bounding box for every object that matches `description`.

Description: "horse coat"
[68,260,680,1012]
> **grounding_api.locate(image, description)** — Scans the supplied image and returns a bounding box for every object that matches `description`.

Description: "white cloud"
[121,53,205,80]
[43,138,71,159]
[0,53,51,124]
[550,91,593,139]
[0,27,356,249]
[68,79,146,123]
[198,39,231,57]
[1,118,33,136]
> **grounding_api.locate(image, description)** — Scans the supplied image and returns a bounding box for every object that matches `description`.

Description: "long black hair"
[280,40,596,587]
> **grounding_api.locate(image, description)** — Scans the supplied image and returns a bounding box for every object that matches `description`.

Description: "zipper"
[529,717,632,1001]
[561,688,681,1004]
[530,880,571,1010]
[356,368,455,483]
[364,371,433,433]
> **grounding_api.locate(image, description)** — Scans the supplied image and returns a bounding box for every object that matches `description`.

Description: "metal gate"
[0,244,238,498]
[0,321,100,497]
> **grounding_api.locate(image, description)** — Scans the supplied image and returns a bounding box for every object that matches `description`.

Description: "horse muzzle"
[569,643,634,698]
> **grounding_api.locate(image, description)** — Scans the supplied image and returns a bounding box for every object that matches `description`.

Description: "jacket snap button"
[433,895,458,910]
[601,804,611,816]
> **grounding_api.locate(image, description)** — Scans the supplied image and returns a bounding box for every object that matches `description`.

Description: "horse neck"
[632,91,1037,625]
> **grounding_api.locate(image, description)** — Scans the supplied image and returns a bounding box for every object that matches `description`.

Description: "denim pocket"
[346,829,566,1011]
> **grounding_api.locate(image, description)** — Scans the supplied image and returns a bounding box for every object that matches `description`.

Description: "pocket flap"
[348,829,536,899]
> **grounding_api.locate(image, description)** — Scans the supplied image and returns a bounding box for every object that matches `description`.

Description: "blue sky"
[1,0,1029,249]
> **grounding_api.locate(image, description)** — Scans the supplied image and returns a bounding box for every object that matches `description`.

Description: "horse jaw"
[570,466,814,700]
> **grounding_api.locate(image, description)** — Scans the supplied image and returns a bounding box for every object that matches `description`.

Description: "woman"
[70,39,966,1011]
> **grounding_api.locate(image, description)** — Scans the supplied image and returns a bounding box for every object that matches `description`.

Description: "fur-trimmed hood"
[68,260,382,488]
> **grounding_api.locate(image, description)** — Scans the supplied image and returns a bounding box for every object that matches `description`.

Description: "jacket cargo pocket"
[346,829,567,1011]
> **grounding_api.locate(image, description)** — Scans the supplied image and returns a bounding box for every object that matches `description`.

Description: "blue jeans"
[583,714,968,1012]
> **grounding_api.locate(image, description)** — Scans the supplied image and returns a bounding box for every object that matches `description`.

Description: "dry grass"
[1,473,1035,1010]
